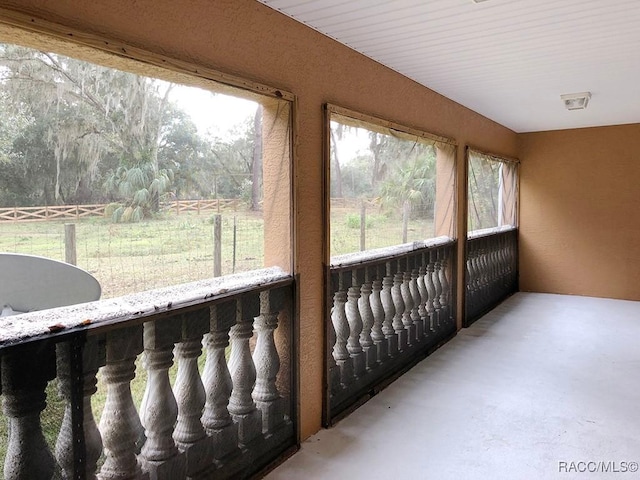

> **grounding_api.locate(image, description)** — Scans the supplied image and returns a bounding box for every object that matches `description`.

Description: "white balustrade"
[202,303,240,461]
[0,274,294,480]
[369,279,388,362]
[174,308,212,476]
[401,271,415,345]
[98,327,145,480]
[381,274,398,357]
[2,347,56,480]
[56,338,103,480]
[410,269,423,341]
[391,272,407,351]
[358,281,378,369]
[252,289,286,434]
[228,296,262,447]
[345,285,365,377]
[331,290,354,386]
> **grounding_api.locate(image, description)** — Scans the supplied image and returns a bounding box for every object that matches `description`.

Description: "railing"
[0,268,296,479]
[0,199,243,222]
[464,226,518,326]
[162,199,243,215]
[0,204,107,222]
[326,237,457,424]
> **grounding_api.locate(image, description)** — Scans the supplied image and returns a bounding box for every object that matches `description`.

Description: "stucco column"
[262,98,292,272]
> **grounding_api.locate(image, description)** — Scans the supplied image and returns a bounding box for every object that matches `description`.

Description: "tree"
[0,43,188,219]
[368,135,437,224]
[0,41,261,219]
[250,105,263,211]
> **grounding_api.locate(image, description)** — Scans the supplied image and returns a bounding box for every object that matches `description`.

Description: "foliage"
[345,212,379,229]
[468,155,500,230]
[377,142,436,217]
[329,123,437,216]
[0,42,261,221]
[105,163,174,222]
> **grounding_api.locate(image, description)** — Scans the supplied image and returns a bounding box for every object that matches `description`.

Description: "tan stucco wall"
[518,124,640,301]
[0,0,518,439]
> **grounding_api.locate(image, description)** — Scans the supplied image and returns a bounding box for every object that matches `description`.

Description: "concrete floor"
[267,293,640,480]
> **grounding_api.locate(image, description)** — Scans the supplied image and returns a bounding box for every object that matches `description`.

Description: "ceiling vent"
[561,92,592,111]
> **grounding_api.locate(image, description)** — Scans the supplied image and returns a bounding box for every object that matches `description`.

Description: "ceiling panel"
[258,0,640,132]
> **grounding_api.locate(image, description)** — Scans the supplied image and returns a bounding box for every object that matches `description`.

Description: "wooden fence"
[0,199,243,223]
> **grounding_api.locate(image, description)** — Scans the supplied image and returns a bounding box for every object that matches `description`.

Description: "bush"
[345,213,377,229]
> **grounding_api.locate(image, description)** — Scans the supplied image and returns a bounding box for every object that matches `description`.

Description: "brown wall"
[519,124,640,301]
[0,0,518,439]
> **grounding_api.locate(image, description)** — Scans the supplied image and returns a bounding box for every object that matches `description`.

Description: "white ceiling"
[258,0,640,133]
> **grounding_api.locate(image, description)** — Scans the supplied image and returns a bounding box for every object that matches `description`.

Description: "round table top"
[0,253,101,315]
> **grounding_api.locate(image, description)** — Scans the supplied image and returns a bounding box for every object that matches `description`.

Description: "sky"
[168,84,259,139]
[168,84,372,159]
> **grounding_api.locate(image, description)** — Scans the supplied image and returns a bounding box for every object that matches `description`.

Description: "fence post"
[64,223,77,265]
[213,214,222,277]
[402,200,410,244]
[360,201,366,251]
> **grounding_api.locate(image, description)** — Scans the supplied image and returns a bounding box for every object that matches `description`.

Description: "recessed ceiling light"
[560,92,592,111]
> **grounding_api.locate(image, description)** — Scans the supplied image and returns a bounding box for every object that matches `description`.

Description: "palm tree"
[104,161,173,222]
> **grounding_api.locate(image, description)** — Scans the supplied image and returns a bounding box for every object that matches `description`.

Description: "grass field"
[0,205,433,297]
[330,205,435,256]
[0,210,265,298]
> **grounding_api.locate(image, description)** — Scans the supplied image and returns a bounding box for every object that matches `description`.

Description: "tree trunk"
[251,105,263,211]
[330,129,343,198]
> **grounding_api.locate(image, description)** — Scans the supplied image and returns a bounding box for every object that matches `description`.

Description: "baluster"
[99,326,144,480]
[509,233,517,288]
[489,241,498,300]
[369,274,388,363]
[492,237,500,294]
[56,337,103,479]
[2,345,56,480]
[139,319,184,478]
[479,244,488,297]
[331,289,354,385]
[253,288,287,434]
[470,244,480,306]
[391,264,407,351]
[493,240,501,289]
[398,257,416,347]
[417,262,430,339]
[467,245,476,319]
[472,244,481,311]
[438,249,451,328]
[202,303,239,462]
[425,254,437,334]
[228,294,262,447]
[432,251,443,333]
[346,284,366,377]
[358,278,378,369]
[500,235,508,288]
[486,243,493,303]
[327,295,341,397]
[174,308,212,476]
[409,264,423,342]
[401,267,416,346]
[380,267,398,357]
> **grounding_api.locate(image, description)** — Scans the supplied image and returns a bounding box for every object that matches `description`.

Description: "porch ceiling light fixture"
[561,92,592,111]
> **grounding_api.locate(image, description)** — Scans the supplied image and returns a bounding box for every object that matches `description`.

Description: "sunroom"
[0,1,638,479]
